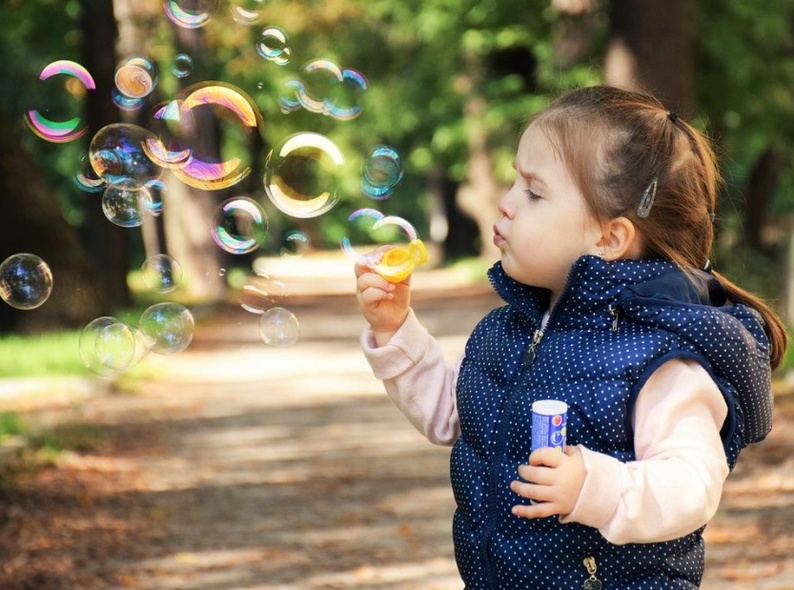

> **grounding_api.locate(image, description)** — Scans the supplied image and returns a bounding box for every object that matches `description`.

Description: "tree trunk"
[604,0,694,115]
[80,0,132,310]
[0,109,105,334]
[742,144,787,253]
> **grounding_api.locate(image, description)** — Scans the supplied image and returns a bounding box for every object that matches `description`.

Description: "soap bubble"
[326,67,367,121]
[264,132,344,218]
[259,306,299,347]
[80,317,148,376]
[340,208,387,262]
[166,82,262,190]
[172,53,194,78]
[25,60,96,143]
[230,0,265,24]
[72,153,106,193]
[141,254,183,293]
[256,27,291,65]
[0,253,53,310]
[89,123,163,186]
[163,0,220,28]
[361,145,403,199]
[115,55,158,99]
[239,271,288,314]
[111,87,148,112]
[142,179,167,216]
[341,209,419,272]
[139,302,194,354]
[279,230,309,258]
[211,196,268,255]
[101,180,150,228]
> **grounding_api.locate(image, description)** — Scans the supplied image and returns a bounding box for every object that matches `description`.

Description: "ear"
[597,216,640,261]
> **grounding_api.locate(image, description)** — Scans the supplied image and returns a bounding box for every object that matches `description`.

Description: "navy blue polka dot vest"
[452,256,772,589]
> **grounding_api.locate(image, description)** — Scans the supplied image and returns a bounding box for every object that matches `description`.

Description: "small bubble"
[141,254,183,293]
[211,196,268,255]
[0,253,53,310]
[259,306,299,347]
[172,53,194,78]
[139,302,194,354]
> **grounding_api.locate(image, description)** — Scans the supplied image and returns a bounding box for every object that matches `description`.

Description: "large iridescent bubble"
[145,82,263,191]
[25,60,96,143]
[89,123,163,186]
[264,132,344,218]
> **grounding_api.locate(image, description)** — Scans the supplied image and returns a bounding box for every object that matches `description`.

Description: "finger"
[511,499,558,520]
[357,272,395,294]
[529,447,565,468]
[517,464,554,486]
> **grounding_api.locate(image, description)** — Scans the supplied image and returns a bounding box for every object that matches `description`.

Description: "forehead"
[516,123,567,174]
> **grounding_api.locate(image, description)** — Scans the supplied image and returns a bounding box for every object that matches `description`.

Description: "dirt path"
[1,282,792,590]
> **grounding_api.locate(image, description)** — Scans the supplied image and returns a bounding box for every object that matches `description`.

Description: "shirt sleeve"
[361,308,462,446]
[560,358,730,545]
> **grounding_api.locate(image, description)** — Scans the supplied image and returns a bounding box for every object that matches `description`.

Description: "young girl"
[355,85,787,589]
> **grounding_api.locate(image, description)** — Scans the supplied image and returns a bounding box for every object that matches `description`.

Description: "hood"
[488,257,774,448]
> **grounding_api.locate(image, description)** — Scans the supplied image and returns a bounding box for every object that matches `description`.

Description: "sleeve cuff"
[361,309,430,381]
[560,446,624,530]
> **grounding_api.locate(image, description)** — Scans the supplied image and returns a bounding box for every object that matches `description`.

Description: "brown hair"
[533,85,788,369]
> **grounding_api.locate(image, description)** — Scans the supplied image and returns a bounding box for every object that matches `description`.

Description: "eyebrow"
[513,161,549,189]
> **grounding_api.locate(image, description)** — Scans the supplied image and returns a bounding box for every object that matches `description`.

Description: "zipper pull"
[608,305,620,331]
[523,328,544,368]
[583,556,603,590]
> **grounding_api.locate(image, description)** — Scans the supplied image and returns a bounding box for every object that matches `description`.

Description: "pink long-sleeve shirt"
[362,308,730,545]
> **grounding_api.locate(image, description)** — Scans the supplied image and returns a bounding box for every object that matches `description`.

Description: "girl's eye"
[524,189,542,201]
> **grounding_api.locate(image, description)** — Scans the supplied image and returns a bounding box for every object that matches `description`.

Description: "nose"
[498,188,514,218]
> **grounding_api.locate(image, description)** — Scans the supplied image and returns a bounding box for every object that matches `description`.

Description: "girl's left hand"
[510,445,586,519]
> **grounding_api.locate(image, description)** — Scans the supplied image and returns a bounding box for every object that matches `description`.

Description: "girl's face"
[493,123,603,306]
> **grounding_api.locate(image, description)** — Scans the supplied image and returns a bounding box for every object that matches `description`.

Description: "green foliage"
[0,412,24,442]
[2,0,793,306]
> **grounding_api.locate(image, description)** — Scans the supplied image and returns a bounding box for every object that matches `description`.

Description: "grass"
[0,330,85,378]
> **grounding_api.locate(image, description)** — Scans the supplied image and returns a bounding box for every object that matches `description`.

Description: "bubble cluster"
[279,60,367,120]
[0,253,54,310]
[19,8,423,363]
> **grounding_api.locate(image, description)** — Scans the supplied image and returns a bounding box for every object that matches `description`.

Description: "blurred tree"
[605,0,694,114]
[81,0,132,310]
[0,108,104,333]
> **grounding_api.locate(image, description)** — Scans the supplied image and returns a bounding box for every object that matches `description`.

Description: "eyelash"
[524,189,542,201]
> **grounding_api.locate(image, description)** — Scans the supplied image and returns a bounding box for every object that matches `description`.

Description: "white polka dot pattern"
[449,256,773,589]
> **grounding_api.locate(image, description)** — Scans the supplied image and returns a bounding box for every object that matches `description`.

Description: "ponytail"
[712,270,789,370]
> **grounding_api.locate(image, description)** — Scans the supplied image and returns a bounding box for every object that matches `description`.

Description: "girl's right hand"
[355,258,411,345]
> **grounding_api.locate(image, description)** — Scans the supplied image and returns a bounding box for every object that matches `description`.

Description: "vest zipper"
[583,555,603,589]
[608,305,620,331]
[522,327,545,368]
